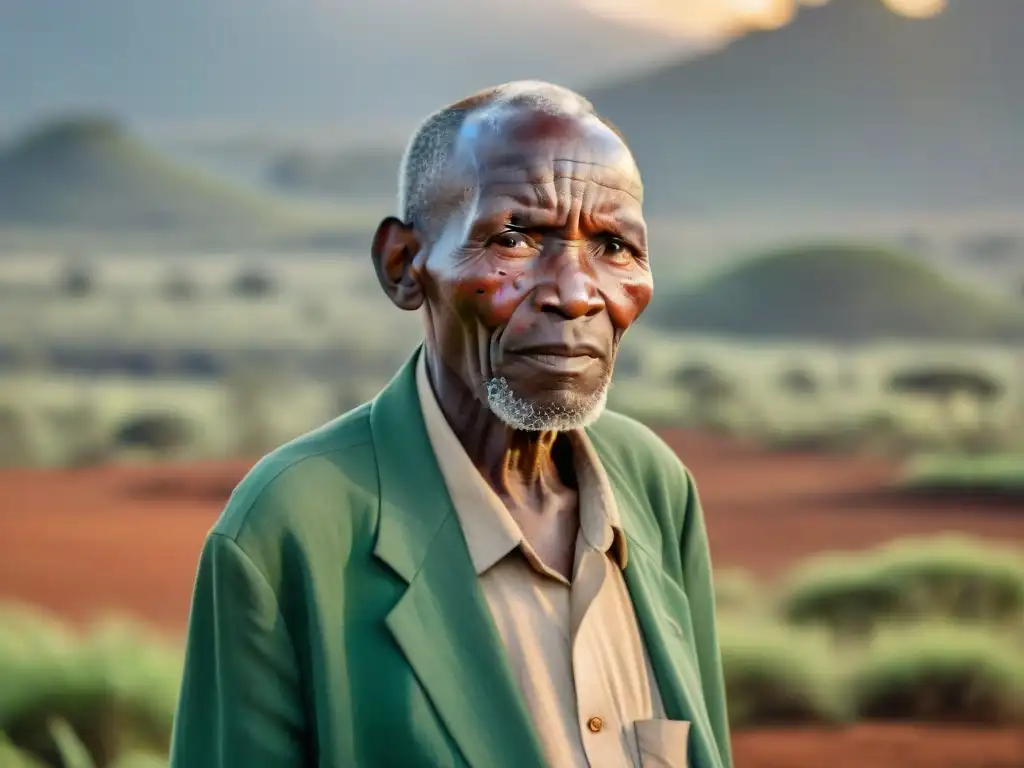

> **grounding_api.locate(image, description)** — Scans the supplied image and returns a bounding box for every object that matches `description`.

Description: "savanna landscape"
[2,1,1024,766]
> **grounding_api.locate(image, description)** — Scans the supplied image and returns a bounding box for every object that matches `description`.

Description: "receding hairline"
[445,85,631,163]
[396,80,635,230]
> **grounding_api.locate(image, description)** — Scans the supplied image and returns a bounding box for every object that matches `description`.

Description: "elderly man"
[171,81,731,768]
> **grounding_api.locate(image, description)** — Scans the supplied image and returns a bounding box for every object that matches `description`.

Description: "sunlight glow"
[728,0,797,30]
[576,0,947,41]
[574,0,799,39]
[574,0,749,40]
[881,0,947,18]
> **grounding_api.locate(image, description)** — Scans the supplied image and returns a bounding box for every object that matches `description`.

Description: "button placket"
[572,581,622,768]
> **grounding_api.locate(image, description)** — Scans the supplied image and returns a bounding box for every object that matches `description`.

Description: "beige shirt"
[416,355,691,768]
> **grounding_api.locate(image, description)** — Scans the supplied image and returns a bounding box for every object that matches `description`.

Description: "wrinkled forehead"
[453,106,643,202]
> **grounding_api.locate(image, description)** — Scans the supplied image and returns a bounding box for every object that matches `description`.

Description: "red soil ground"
[731,725,1023,767]
[1,430,1021,767]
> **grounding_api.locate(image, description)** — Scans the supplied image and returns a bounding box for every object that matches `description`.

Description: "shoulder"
[587,408,692,494]
[209,402,379,571]
[587,410,701,564]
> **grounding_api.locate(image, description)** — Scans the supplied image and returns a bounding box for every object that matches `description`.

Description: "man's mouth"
[506,344,602,375]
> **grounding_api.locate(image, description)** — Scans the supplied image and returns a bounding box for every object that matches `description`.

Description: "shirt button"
[587,716,603,733]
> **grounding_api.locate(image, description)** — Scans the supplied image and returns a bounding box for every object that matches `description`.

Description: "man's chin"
[485,376,609,432]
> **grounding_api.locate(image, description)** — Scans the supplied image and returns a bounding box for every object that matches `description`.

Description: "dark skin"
[372,105,653,577]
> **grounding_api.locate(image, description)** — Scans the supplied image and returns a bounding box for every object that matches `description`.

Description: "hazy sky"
[0,0,949,142]
[0,0,687,141]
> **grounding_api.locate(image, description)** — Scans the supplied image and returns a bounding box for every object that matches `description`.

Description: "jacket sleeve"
[680,470,733,768]
[170,532,308,767]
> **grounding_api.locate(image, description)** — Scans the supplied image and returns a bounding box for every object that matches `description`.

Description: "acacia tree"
[230,265,277,299]
[778,365,819,398]
[113,411,194,458]
[57,259,95,298]
[673,362,735,428]
[887,365,1004,444]
[162,267,199,301]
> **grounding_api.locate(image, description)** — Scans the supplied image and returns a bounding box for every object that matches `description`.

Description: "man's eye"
[492,231,533,250]
[604,238,634,263]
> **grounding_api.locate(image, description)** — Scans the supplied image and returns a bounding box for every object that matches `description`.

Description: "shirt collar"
[415,350,628,575]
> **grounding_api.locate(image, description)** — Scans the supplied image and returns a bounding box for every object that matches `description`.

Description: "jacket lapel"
[369,348,548,768]
[593,438,726,768]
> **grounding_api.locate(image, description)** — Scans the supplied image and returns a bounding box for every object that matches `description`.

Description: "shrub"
[851,623,1024,724]
[49,717,96,768]
[110,752,168,768]
[756,422,862,454]
[777,366,819,396]
[48,717,169,768]
[899,453,1024,496]
[0,608,182,768]
[779,537,1024,636]
[161,269,198,302]
[0,406,36,467]
[2,718,171,768]
[0,731,48,767]
[112,413,195,457]
[230,266,276,298]
[713,569,761,614]
[57,261,95,298]
[843,411,919,457]
[778,554,904,637]
[718,618,852,729]
[873,536,1024,625]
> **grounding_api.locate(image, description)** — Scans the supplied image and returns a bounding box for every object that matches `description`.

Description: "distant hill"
[0,116,373,249]
[262,1,1023,219]
[649,243,1024,343]
[267,147,402,205]
[588,0,1024,215]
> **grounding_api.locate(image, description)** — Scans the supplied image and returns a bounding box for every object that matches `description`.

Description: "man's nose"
[534,247,605,319]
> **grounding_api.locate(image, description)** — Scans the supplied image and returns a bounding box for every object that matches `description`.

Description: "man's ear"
[371,216,424,311]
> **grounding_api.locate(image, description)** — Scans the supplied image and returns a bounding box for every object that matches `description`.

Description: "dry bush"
[899,453,1024,498]
[779,536,1024,637]
[851,623,1024,724]
[718,618,851,729]
[714,568,762,615]
[0,405,37,467]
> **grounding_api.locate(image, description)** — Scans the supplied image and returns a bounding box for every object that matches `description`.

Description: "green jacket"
[170,349,732,768]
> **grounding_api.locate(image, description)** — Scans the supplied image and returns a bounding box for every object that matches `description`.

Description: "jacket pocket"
[635,718,690,768]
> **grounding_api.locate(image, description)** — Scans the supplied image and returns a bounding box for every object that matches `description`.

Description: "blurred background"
[0,0,1022,766]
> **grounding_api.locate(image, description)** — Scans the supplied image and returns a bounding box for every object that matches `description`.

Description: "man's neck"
[425,350,573,506]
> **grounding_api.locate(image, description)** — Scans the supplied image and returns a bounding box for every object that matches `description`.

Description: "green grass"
[0,731,48,768]
[1,722,169,768]
[0,604,181,768]
[899,453,1024,495]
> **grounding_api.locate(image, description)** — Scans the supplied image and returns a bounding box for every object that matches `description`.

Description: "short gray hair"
[396,80,602,233]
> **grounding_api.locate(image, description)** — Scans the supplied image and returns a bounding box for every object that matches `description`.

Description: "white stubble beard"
[484,374,610,432]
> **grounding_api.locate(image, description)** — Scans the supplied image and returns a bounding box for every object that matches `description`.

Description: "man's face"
[407,109,652,430]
